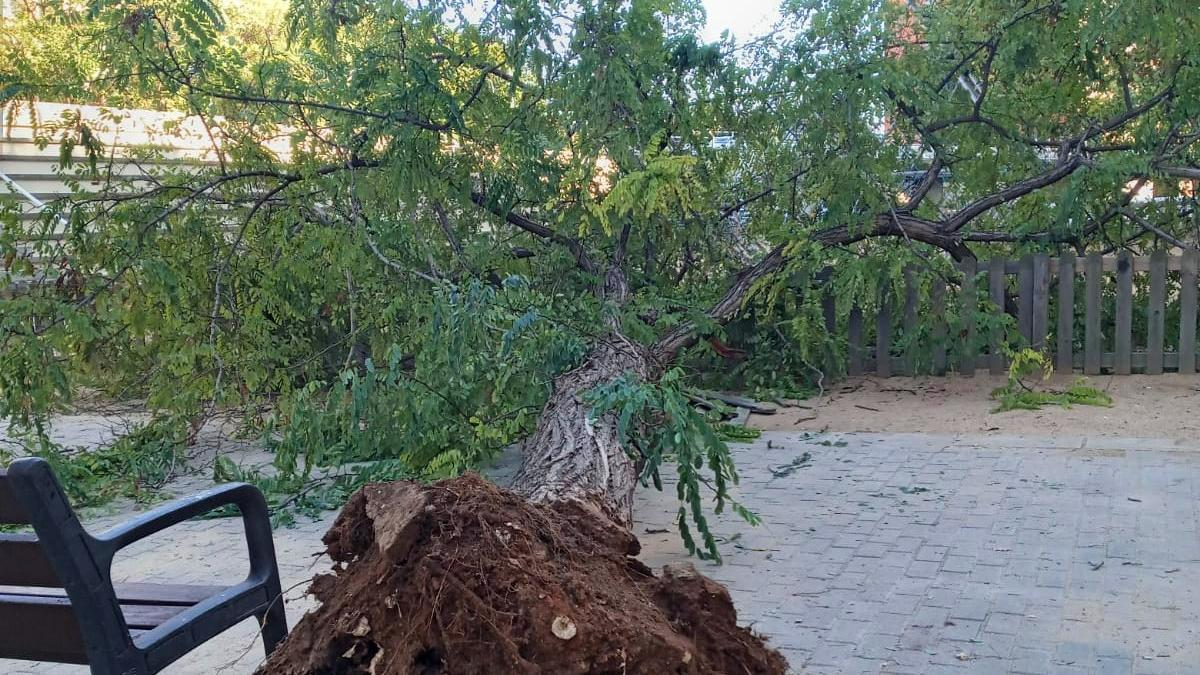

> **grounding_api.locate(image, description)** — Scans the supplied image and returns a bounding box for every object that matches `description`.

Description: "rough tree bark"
[510,247,788,518]
[509,338,656,521]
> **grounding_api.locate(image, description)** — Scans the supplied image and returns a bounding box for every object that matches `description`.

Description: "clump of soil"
[259,474,786,675]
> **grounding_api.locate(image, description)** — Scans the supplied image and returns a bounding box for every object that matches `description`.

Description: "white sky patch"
[702,0,781,42]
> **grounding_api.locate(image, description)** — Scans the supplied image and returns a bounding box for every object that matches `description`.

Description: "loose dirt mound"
[259,474,786,675]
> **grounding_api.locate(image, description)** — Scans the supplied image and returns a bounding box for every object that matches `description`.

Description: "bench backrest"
[1,460,135,668]
[0,470,61,587]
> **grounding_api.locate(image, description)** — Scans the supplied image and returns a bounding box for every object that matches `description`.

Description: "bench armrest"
[95,482,279,581]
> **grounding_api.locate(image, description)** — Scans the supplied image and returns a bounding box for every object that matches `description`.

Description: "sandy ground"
[751,373,1200,441]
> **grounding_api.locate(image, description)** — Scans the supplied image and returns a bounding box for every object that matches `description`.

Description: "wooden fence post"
[876,290,892,378]
[960,258,976,376]
[1084,253,1102,375]
[1018,254,1034,345]
[989,258,1006,375]
[931,280,947,375]
[903,267,919,375]
[848,306,864,376]
[822,289,838,376]
[1115,251,1133,375]
[1181,250,1198,375]
[1147,250,1167,375]
[1032,254,1050,350]
[1056,253,1075,372]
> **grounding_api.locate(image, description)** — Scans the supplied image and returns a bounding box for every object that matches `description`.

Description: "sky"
[701,0,781,42]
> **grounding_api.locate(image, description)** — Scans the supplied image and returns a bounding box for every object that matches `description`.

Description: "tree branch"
[941,155,1084,232]
[1120,209,1194,250]
[468,191,599,274]
[652,245,787,359]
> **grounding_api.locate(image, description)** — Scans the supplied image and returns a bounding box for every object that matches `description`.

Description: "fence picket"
[1115,251,1133,375]
[822,291,837,375]
[931,281,946,375]
[1181,251,1198,375]
[836,253,1195,378]
[1056,253,1074,372]
[960,258,977,376]
[876,290,892,378]
[903,268,919,375]
[1084,253,1102,375]
[1018,255,1034,344]
[1032,254,1050,350]
[989,258,1006,375]
[848,306,864,376]
[1147,250,1167,375]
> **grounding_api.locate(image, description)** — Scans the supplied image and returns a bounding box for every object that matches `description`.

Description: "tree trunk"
[510,248,788,519]
[509,338,656,522]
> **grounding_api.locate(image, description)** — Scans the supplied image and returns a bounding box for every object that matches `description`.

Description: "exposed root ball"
[258,474,787,675]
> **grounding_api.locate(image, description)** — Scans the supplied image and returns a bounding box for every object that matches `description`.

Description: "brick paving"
[638,432,1200,674]
[6,430,1200,673]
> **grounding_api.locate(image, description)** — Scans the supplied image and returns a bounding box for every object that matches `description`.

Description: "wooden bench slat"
[0,535,61,586]
[0,472,31,525]
[0,592,194,657]
[0,594,88,664]
[0,582,227,606]
[123,603,191,630]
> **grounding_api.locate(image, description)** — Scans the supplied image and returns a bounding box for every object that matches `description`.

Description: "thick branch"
[652,245,787,360]
[941,155,1083,232]
[814,213,976,260]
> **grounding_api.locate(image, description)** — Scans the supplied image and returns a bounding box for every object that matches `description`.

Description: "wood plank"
[960,258,977,376]
[0,594,87,664]
[1072,256,1183,273]
[1018,255,1034,345]
[0,535,60,587]
[1084,253,1102,375]
[1074,351,1183,372]
[848,306,864,376]
[0,473,30,525]
[1147,250,1167,375]
[822,291,837,375]
[876,290,892,378]
[1056,253,1075,372]
[903,267,919,375]
[1115,251,1133,375]
[0,582,226,606]
[121,602,190,629]
[931,280,947,375]
[1032,254,1050,350]
[0,592,193,664]
[989,258,1006,375]
[1181,250,1198,375]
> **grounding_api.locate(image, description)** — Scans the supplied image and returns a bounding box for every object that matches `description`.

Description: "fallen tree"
[3,5,1200,662]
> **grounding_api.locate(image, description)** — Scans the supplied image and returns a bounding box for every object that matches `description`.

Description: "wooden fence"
[835,251,1200,377]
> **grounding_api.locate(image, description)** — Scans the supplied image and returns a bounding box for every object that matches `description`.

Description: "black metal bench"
[0,457,288,674]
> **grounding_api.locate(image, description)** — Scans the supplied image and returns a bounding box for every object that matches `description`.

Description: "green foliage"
[715,423,761,442]
[588,368,760,562]
[991,348,1113,412]
[213,455,412,527]
[33,416,189,508]
[218,278,585,522]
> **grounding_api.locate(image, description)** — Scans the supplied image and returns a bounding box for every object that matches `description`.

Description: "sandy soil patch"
[752,373,1200,441]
